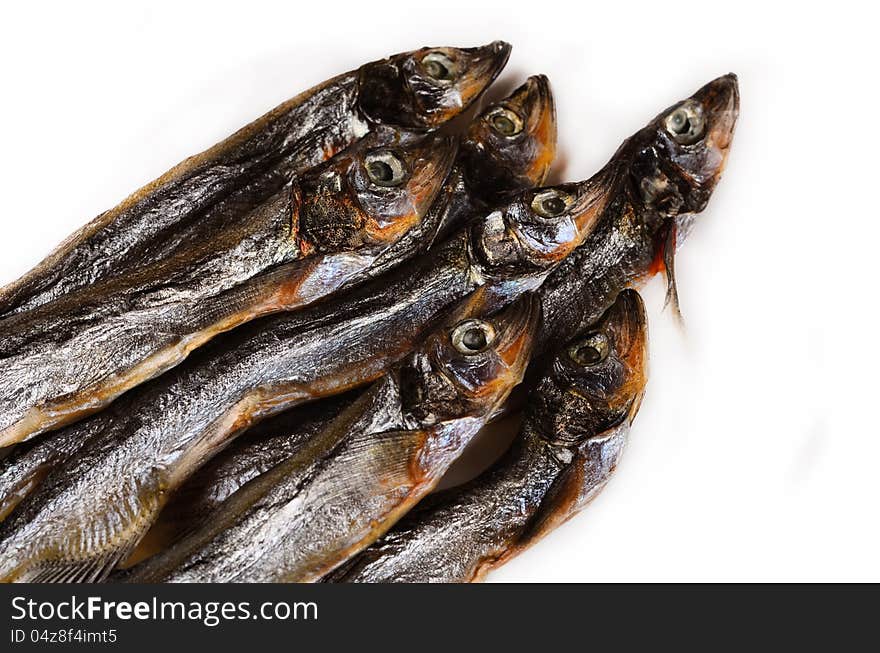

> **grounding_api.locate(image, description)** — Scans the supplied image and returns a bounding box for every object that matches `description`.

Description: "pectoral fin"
[661,221,685,327]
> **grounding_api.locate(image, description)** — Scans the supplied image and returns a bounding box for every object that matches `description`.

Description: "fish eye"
[531,189,573,218]
[451,319,496,355]
[421,52,457,83]
[364,150,408,187]
[664,101,705,145]
[568,332,610,366]
[485,107,524,137]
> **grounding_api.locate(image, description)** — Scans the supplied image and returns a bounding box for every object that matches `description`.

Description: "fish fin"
[297,428,445,581]
[18,561,90,584]
[661,221,685,329]
[18,546,135,584]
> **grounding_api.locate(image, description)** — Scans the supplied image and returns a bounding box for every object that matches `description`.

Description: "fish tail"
[13,546,134,584]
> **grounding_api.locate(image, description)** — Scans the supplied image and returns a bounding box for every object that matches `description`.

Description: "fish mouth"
[505,74,557,184]
[361,131,458,246]
[476,292,541,405]
[503,74,555,131]
[644,73,739,203]
[302,129,458,251]
[601,289,649,367]
[358,41,511,131]
[416,41,512,128]
[453,41,513,112]
[459,74,556,202]
[693,72,740,159]
[518,173,616,265]
[602,290,650,413]
[623,390,646,426]
[474,175,610,272]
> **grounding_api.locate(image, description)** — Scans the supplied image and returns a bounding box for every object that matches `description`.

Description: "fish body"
[148,75,557,532]
[128,292,539,583]
[155,392,361,535]
[332,290,648,583]
[0,75,736,583]
[133,75,735,577]
[0,155,601,582]
[0,42,510,318]
[0,249,471,582]
[146,75,734,540]
[0,128,457,447]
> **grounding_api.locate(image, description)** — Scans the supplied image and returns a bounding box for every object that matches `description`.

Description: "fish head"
[460,74,557,201]
[532,290,648,445]
[471,175,610,276]
[359,41,512,130]
[398,291,540,423]
[631,74,739,219]
[295,129,457,252]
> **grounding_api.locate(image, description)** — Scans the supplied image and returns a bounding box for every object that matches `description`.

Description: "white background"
[1,2,876,582]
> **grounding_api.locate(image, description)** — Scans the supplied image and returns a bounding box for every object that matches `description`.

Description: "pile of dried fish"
[0,42,738,583]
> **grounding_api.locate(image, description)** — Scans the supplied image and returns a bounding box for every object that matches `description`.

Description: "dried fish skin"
[153,392,361,536]
[127,292,539,583]
[0,42,510,318]
[0,129,457,447]
[150,75,558,530]
[0,69,632,582]
[332,290,647,583]
[0,155,602,584]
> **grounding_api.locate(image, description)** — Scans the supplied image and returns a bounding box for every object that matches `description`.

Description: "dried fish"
[537,74,739,346]
[0,65,740,586]
[0,42,510,317]
[0,167,601,582]
[127,292,539,582]
[148,75,557,532]
[0,128,456,447]
[331,290,647,583]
